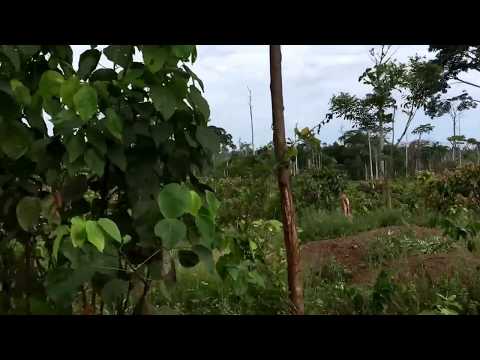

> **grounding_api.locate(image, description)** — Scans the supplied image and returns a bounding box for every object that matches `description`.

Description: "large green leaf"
[172,45,194,60]
[103,45,133,69]
[39,70,65,98]
[195,207,215,248]
[73,85,98,121]
[98,218,122,243]
[196,126,220,154]
[77,49,101,80]
[120,66,144,86]
[154,218,186,249]
[142,46,169,73]
[90,69,118,82]
[1,125,30,160]
[187,190,203,216]
[10,79,31,106]
[16,196,41,232]
[189,86,210,120]
[101,278,129,306]
[105,108,123,141]
[52,225,69,263]
[151,85,177,120]
[157,183,190,219]
[206,191,220,217]
[84,148,105,177]
[66,134,86,163]
[71,217,87,248]
[86,220,105,252]
[60,75,80,109]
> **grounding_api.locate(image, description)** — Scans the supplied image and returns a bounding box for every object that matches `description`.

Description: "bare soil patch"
[301,225,480,285]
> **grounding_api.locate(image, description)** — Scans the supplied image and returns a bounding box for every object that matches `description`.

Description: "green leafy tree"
[425,93,477,164]
[0,45,226,314]
[412,124,434,171]
[428,45,480,91]
[395,55,444,146]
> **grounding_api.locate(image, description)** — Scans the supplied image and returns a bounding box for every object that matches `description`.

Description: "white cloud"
[65,45,480,146]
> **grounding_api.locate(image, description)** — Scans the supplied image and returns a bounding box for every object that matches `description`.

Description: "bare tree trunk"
[379,127,385,179]
[452,116,457,162]
[405,133,409,178]
[269,45,304,315]
[391,112,395,178]
[248,87,255,153]
[367,130,374,181]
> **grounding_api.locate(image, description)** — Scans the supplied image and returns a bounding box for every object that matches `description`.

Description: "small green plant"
[366,233,454,267]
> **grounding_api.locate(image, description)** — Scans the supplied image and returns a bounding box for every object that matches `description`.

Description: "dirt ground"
[301,225,480,285]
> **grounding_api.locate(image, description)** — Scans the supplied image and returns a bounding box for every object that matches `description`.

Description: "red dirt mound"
[301,225,480,285]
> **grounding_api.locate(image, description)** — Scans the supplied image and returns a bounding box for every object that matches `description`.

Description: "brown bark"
[269,45,304,315]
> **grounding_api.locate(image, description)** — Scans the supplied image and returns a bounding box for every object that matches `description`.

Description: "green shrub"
[418,165,480,214]
[292,167,347,211]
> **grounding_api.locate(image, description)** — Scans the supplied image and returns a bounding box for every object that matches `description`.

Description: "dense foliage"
[0,45,227,314]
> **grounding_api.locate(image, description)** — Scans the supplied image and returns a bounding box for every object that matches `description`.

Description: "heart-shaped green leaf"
[105,108,123,141]
[142,46,169,73]
[98,218,122,243]
[187,190,203,216]
[77,49,101,80]
[73,85,98,121]
[71,217,87,248]
[157,183,190,219]
[10,79,31,106]
[39,70,64,98]
[84,148,105,177]
[60,75,81,109]
[85,220,105,252]
[151,85,177,120]
[16,196,41,232]
[154,218,186,249]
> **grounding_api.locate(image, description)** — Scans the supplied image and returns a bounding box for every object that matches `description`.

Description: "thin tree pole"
[405,132,409,177]
[367,130,374,181]
[458,115,462,166]
[294,122,299,175]
[247,86,255,153]
[269,45,304,315]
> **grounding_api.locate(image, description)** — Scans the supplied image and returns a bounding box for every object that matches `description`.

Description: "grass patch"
[298,207,407,242]
[365,234,454,267]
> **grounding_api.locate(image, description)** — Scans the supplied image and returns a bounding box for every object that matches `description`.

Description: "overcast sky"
[71,45,480,147]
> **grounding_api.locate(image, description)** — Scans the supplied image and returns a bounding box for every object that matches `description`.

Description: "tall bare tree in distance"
[247,86,255,153]
[269,45,304,315]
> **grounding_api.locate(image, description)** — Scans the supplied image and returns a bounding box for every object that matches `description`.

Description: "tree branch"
[453,76,480,89]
